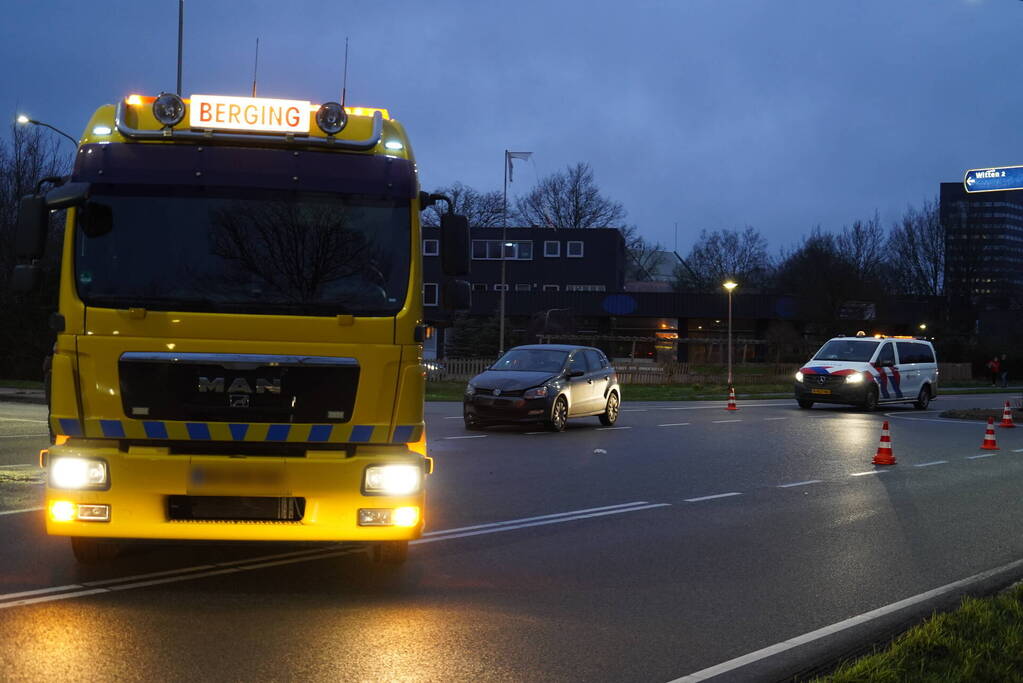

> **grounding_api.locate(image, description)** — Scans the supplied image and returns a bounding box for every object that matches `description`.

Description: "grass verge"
[818,584,1023,681]
[0,380,44,390]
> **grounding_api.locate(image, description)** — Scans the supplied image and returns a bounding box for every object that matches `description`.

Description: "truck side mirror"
[15,195,48,260]
[442,279,471,313]
[440,213,470,277]
[11,264,42,293]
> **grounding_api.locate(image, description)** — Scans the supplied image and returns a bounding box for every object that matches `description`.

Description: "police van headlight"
[795,371,804,382]
[845,373,864,384]
[363,464,421,496]
[50,457,108,490]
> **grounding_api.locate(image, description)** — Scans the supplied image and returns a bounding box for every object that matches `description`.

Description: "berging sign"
[189,94,311,134]
[963,165,1023,193]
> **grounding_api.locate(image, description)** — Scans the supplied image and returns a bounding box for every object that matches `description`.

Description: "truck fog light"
[51,457,108,489]
[392,506,419,527]
[359,508,393,526]
[77,504,110,522]
[363,464,421,495]
[50,500,76,522]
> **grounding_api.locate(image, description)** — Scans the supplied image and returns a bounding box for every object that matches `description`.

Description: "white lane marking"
[0,433,48,440]
[622,409,647,412]
[657,423,691,427]
[967,453,996,460]
[914,460,948,468]
[777,480,821,489]
[684,492,742,503]
[671,556,1023,682]
[884,414,979,425]
[763,417,788,421]
[0,417,47,424]
[443,416,462,419]
[1013,448,1023,453]
[596,426,631,431]
[0,464,40,470]
[850,470,889,476]
[442,435,488,440]
[712,419,742,424]
[0,502,671,609]
[0,507,43,516]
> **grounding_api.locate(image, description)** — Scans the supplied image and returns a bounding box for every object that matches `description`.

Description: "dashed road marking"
[596,426,631,431]
[658,423,691,427]
[914,460,948,468]
[764,417,788,421]
[851,470,889,476]
[712,419,742,424]
[777,480,821,488]
[967,453,995,460]
[1013,448,1023,453]
[622,409,647,412]
[443,416,462,419]
[684,492,742,503]
[0,507,43,516]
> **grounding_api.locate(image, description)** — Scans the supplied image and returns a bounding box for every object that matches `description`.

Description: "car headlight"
[845,372,864,384]
[524,385,549,399]
[363,464,422,496]
[465,383,475,396]
[50,457,108,489]
[795,371,804,382]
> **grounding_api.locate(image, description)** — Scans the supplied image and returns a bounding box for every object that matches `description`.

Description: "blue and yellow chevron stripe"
[54,417,422,444]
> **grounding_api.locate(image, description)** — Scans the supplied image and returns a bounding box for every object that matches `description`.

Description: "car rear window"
[896,342,934,364]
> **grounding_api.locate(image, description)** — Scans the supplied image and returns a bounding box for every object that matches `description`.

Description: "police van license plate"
[811,388,831,395]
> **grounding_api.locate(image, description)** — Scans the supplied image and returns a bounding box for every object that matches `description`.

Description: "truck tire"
[797,400,814,409]
[70,537,121,564]
[370,540,408,566]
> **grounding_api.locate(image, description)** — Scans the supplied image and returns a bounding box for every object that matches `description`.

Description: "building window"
[544,241,561,257]
[565,284,606,292]
[542,284,560,292]
[515,283,531,292]
[493,284,509,292]
[424,283,439,307]
[567,241,584,258]
[471,283,488,292]
[423,239,439,256]
[471,239,533,260]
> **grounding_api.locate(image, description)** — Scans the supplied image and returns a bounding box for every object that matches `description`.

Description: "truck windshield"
[74,185,410,316]
[811,340,880,362]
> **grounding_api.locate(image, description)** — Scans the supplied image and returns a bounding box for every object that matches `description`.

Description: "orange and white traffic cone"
[981,416,1000,450]
[872,420,896,465]
[998,401,1016,429]
[726,386,738,411]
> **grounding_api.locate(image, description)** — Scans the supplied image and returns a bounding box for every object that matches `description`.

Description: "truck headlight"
[845,373,864,384]
[50,457,108,490]
[364,464,421,496]
[524,385,549,399]
[795,371,804,382]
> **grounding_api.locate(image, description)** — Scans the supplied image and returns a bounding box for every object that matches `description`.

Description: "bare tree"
[836,211,887,288]
[620,225,668,281]
[513,162,626,229]
[674,226,771,291]
[422,182,504,228]
[887,199,944,296]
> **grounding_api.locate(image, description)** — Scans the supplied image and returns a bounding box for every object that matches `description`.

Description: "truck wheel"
[914,386,931,410]
[370,540,408,566]
[70,537,121,564]
[797,400,814,409]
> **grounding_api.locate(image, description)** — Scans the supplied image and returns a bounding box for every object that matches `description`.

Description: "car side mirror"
[15,195,48,260]
[879,359,894,368]
[442,279,471,313]
[11,264,42,293]
[566,369,585,378]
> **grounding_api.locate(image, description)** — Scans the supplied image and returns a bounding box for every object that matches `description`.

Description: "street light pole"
[723,280,738,386]
[16,115,77,148]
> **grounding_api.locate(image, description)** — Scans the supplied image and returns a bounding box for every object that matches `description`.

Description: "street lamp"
[16,114,78,148]
[723,280,738,386]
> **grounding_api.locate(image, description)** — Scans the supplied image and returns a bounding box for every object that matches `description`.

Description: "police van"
[794,335,938,410]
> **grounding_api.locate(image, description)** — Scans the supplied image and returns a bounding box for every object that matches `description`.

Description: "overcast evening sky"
[3,1,1022,256]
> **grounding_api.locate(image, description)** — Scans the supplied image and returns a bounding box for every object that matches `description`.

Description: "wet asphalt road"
[1,392,1023,681]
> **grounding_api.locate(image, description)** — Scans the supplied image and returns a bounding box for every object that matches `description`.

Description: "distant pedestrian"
[987,356,1001,386]
[1000,354,1009,388]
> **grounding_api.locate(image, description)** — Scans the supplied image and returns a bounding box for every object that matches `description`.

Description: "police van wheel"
[70,537,121,564]
[862,388,879,412]
[370,541,408,566]
[914,386,931,410]
[797,400,814,409]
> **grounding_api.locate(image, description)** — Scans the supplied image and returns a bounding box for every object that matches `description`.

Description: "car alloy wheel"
[599,392,619,426]
[914,387,930,410]
[548,396,568,432]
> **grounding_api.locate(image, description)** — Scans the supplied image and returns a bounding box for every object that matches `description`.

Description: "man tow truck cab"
[12,91,471,565]
[794,335,938,411]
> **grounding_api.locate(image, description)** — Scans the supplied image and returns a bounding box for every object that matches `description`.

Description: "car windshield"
[74,185,410,316]
[812,340,880,362]
[490,349,568,373]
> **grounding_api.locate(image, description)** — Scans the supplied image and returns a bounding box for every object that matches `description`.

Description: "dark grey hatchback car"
[463,345,621,431]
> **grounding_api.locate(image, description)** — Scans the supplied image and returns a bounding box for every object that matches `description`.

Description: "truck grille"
[167,496,305,522]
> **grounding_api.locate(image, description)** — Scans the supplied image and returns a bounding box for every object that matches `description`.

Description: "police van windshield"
[74,185,410,316]
[812,340,880,362]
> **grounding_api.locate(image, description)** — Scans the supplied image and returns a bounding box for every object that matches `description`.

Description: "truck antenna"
[251,37,260,97]
[340,37,349,107]
[176,0,184,95]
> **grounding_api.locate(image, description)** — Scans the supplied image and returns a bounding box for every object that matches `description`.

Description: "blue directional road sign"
[963,165,1023,193]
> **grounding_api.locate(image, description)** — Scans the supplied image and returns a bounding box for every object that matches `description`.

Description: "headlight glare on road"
[50,457,107,489]
[845,373,864,384]
[795,371,803,382]
[364,464,421,495]
[524,385,549,399]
